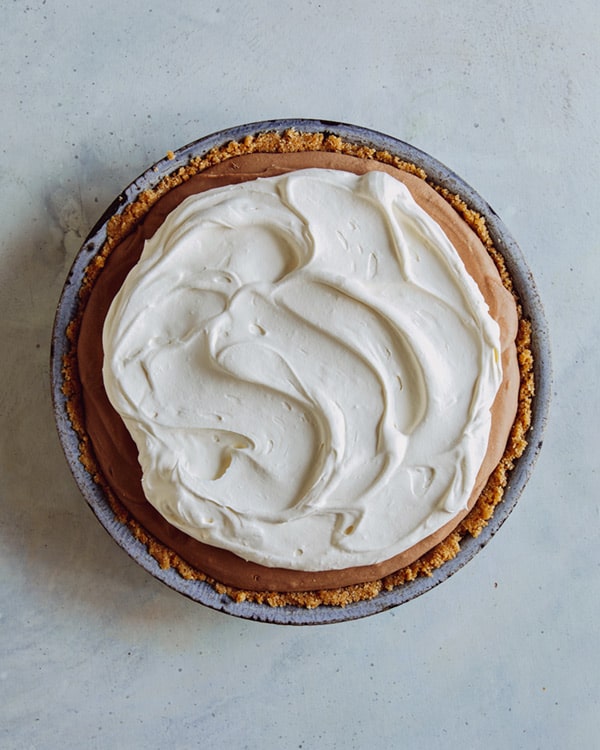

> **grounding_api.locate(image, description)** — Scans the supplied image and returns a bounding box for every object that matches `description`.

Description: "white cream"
[102,169,502,570]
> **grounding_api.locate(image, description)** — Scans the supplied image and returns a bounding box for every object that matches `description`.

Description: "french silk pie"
[61,128,534,609]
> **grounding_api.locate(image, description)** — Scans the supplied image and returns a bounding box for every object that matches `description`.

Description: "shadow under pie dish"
[51,119,550,624]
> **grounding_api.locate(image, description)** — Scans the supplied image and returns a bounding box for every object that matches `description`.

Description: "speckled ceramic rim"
[51,119,551,625]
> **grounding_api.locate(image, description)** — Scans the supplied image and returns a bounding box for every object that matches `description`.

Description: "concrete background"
[1,2,597,747]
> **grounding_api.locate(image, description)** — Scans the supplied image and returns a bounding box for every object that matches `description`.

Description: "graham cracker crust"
[62,130,534,609]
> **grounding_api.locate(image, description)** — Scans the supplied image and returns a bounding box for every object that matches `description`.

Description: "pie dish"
[51,119,550,624]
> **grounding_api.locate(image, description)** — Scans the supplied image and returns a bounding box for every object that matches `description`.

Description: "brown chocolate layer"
[77,151,519,591]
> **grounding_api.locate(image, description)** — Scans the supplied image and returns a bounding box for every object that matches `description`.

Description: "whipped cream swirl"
[103,168,502,570]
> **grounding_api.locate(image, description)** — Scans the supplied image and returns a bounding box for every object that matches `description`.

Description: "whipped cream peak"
[102,168,502,570]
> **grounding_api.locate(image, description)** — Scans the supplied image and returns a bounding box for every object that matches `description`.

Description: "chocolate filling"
[77,151,519,591]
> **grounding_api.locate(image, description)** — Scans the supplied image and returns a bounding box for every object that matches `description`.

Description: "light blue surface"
[1,1,597,747]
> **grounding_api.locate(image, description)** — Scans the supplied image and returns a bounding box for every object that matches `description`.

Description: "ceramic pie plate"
[51,119,551,625]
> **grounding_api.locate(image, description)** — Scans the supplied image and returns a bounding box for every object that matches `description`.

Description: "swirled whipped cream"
[103,168,503,570]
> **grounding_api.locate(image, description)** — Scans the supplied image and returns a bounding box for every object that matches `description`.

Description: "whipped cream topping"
[102,168,503,570]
